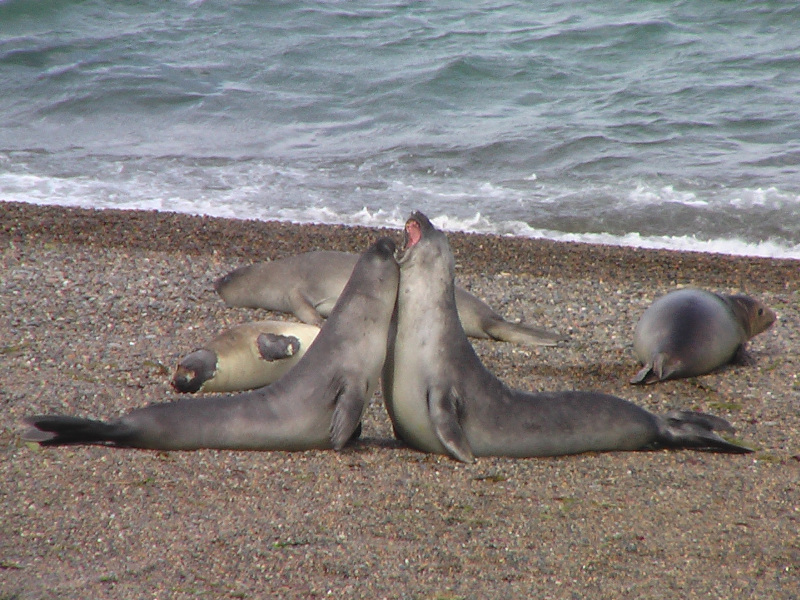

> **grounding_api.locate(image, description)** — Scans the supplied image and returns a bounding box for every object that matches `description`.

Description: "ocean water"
[1,0,799,258]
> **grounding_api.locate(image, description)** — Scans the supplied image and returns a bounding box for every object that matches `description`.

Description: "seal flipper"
[428,388,475,463]
[730,343,754,366]
[656,410,752,453]
[256,333,302,361]
[22,415,136,446]
[172,348,218,393]
[483,318,565,347]
[631,353,680,385]
[287,289,326,327]
[329,383,367,450]
[630,363,655,385]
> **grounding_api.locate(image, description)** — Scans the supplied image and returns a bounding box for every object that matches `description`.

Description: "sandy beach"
[1,201,798,599]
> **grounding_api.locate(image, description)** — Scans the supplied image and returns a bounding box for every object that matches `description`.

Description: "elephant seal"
[631,288,776,385]
[171,320,320,393]
[23,238,399,451]
[215,250,564,346]
[382,212,751,462]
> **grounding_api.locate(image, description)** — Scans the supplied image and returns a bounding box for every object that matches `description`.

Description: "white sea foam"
[421,213,800,260]
[3,160,799,260]
[628,184,708,207]
[7,189,799,260]
[499,223,800,260]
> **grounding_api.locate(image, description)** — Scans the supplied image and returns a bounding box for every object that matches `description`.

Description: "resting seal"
[382,212,751,462]
[215,250,564,346]
[171,320,320,393]
[631,288,776,385]
[23,238,399,451]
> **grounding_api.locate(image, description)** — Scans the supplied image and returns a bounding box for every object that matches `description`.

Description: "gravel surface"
[2,202,798,599]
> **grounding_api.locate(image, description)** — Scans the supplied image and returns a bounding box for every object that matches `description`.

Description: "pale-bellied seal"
[382,212,751,462]
[215,250,564,346]
[631,288,776,385]
[22,238,399,451]
[171,320,320,393]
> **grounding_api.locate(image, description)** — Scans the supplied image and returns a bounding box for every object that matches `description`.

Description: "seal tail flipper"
[657,410,753,453]
[630,363,656,385]
[631,353,680,385]
[483,318,566,346]
[22,416,132,446]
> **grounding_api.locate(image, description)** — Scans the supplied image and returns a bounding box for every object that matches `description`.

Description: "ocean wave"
[6,192,799,260]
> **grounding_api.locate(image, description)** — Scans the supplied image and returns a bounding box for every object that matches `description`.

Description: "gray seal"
[382,212,751,462]
[171,320,320,393]
[215,250,564,346]
[23,238,399,451]
[631,288,776,385]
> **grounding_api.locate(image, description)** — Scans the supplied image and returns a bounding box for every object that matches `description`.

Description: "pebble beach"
[1,201,798,599]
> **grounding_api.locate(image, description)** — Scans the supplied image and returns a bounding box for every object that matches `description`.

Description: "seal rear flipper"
[329,385,367,450]
[428,388,474,463]
[631,353,680,385]
[657,410,753,453]
[22,415,135,447]
[630,364,656,385]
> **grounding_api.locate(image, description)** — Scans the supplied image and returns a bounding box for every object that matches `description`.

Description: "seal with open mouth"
[382,212,751,462]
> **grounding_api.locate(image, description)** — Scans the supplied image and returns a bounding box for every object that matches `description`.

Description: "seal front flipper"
[256,333,301,361]
[730,344,754,366]
[429,388,474,463]
[287,289,326,327]
[329,382,368,450]
[172,349,218,393]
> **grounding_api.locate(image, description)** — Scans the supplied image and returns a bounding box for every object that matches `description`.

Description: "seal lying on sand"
[382,212,751,462]
[215,250,564,346]
[23,238,399,451]
[171,320,320,393]
[631,288,776,385]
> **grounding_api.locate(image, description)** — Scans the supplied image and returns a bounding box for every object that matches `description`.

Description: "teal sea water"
[1,0,799,257]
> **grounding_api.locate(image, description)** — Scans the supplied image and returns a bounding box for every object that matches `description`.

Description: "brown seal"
[631,288,776,384]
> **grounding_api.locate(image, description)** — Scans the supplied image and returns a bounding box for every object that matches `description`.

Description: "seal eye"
[758,308,764,316]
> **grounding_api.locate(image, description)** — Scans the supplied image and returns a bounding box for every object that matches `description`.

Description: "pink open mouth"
[404,218,422,250]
